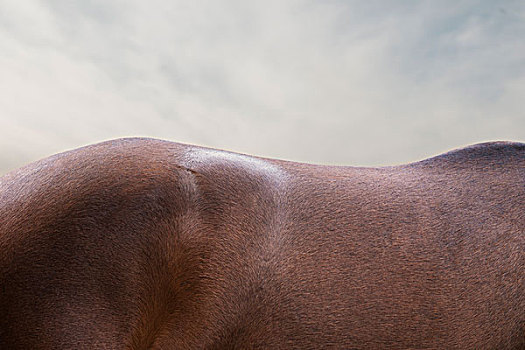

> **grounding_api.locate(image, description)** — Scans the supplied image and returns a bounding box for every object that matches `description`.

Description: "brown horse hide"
[0,138,523,349]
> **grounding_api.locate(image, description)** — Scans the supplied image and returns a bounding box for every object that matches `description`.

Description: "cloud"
[0,0,524,174]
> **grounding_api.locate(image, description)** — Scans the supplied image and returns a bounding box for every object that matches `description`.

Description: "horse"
[0,138,523,349]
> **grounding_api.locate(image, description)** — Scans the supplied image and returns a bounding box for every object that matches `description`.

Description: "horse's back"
[0,138,523,349]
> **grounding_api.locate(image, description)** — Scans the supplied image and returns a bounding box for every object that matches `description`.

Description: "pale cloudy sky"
[1,0,524,174]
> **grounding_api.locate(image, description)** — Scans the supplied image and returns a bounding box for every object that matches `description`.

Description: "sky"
[0,0,524,174]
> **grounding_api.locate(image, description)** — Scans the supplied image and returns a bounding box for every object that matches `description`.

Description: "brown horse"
[0,138,523,349]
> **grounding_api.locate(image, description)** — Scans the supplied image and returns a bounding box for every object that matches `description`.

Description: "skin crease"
[0,138,523,349]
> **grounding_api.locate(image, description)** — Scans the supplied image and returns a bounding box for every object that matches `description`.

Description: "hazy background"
[1,0,524,174]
